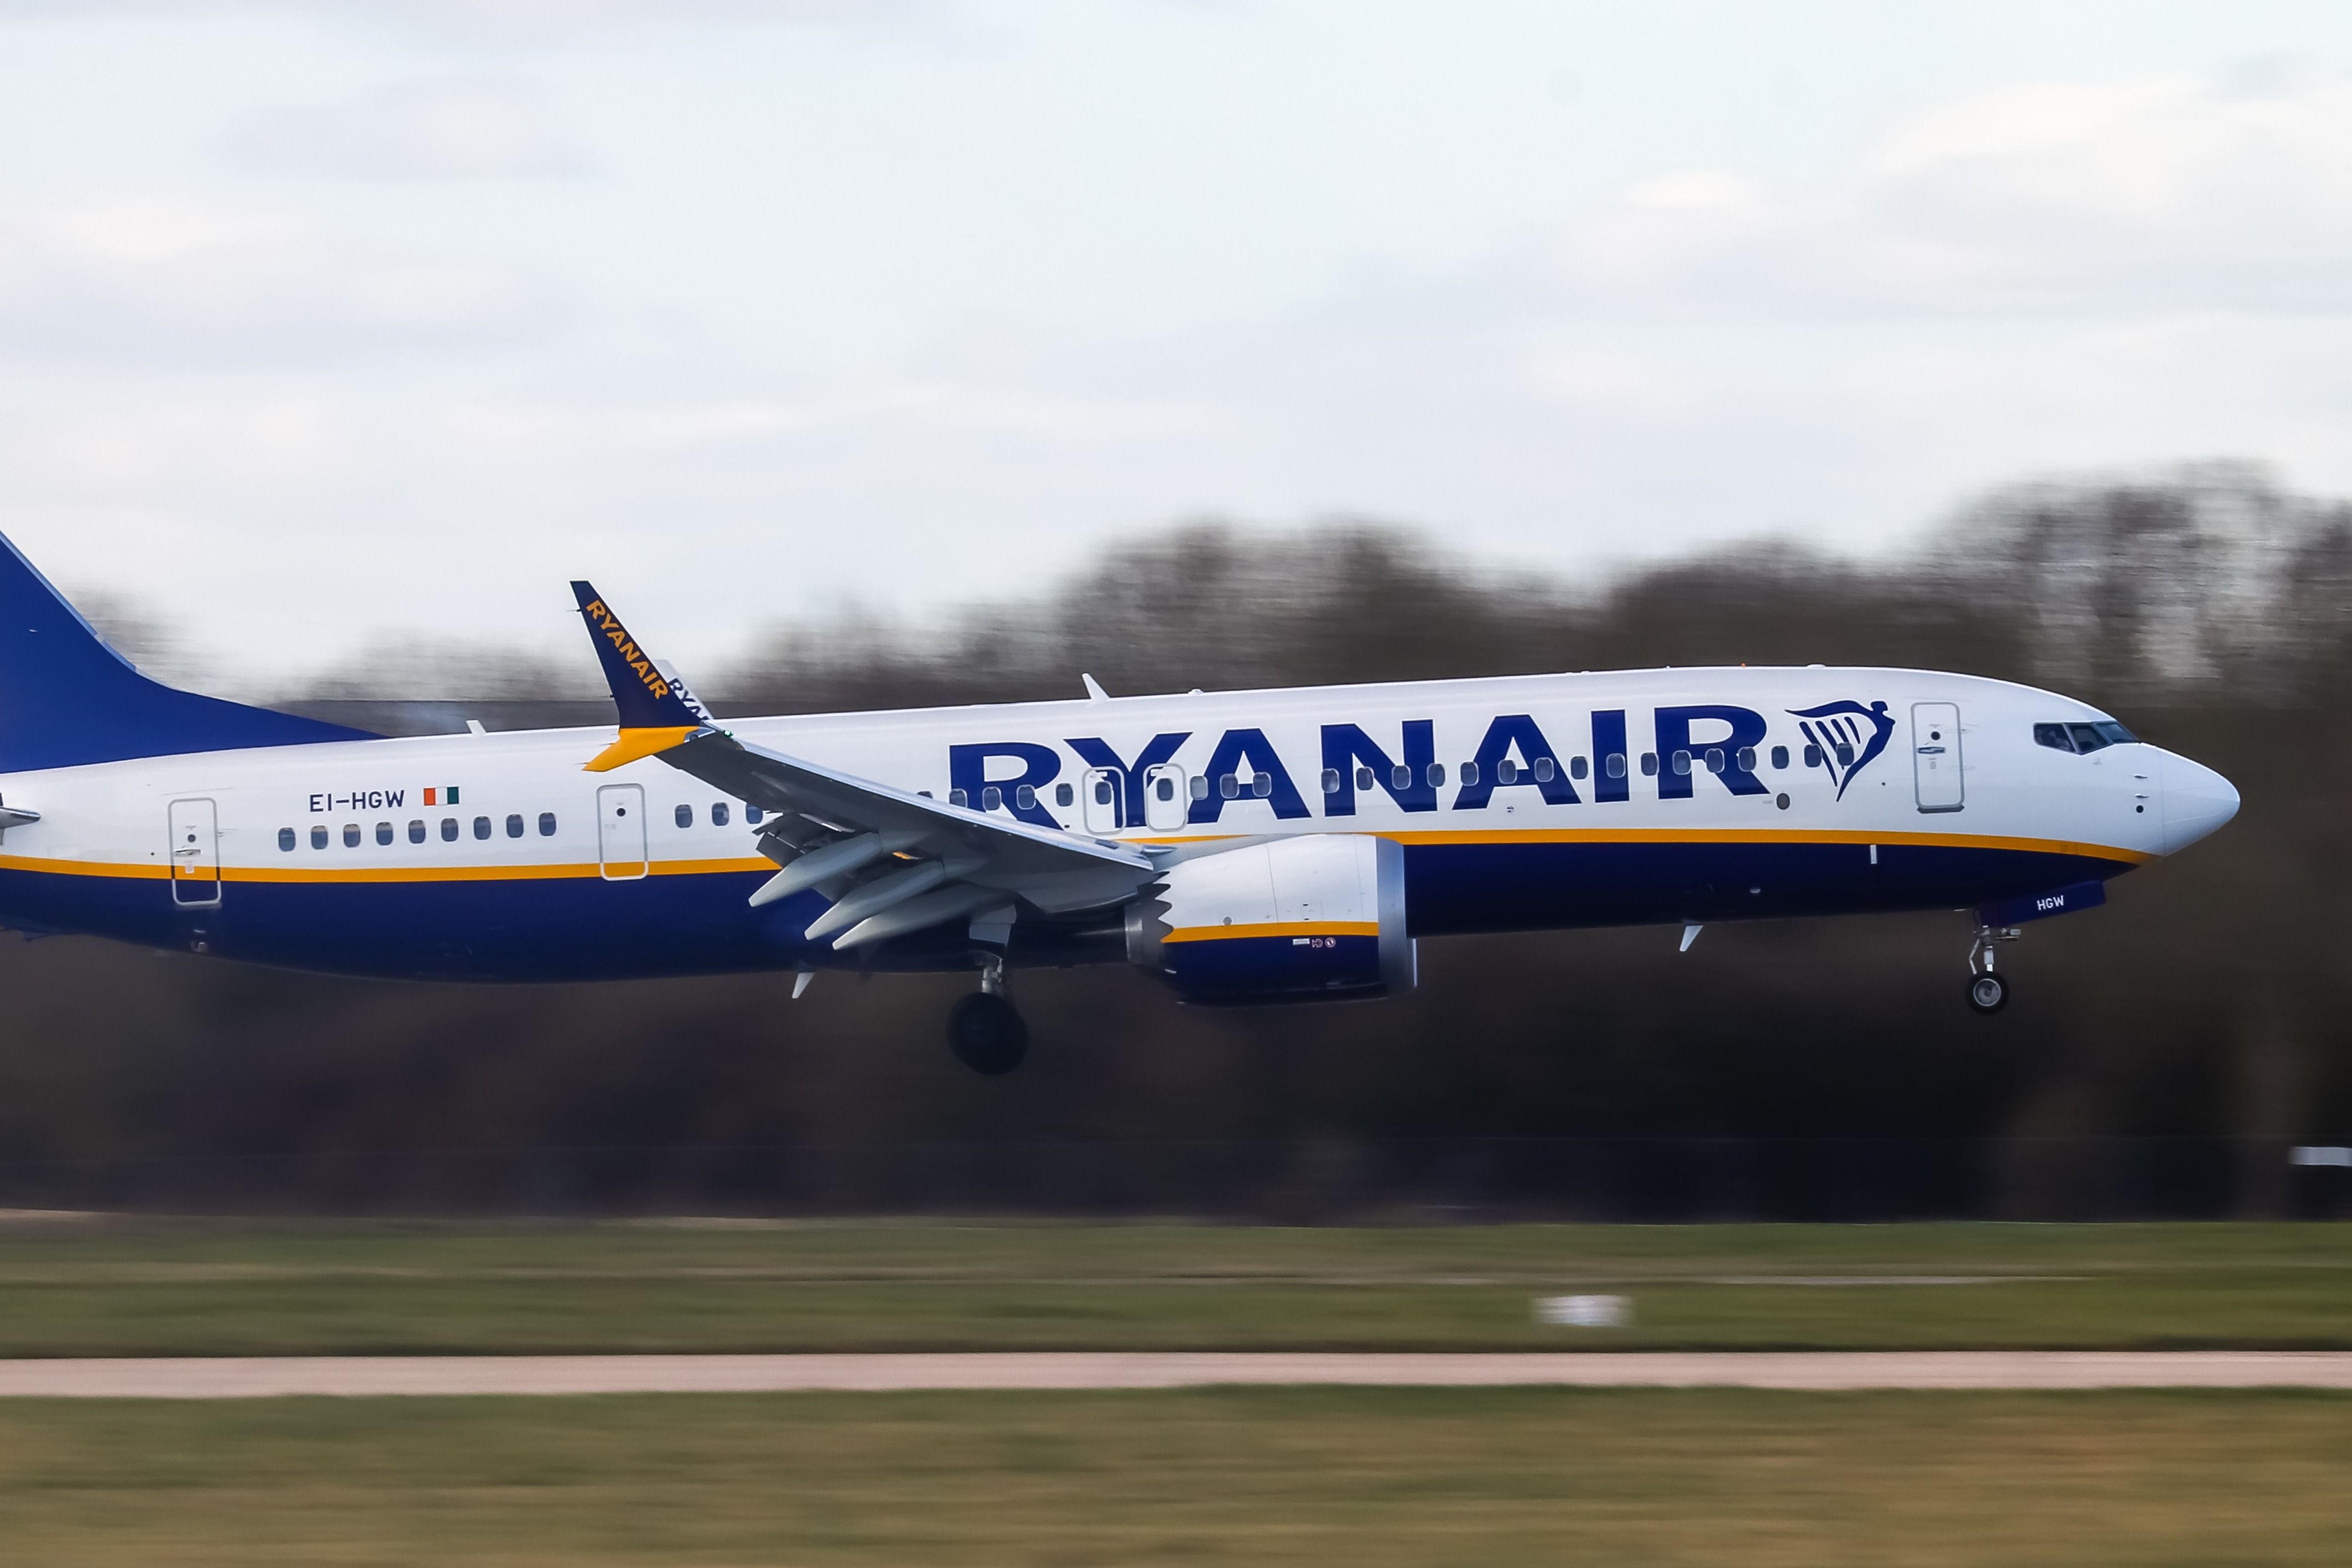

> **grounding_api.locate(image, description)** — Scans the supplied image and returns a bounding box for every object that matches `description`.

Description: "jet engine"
[1125,833,1415,1005]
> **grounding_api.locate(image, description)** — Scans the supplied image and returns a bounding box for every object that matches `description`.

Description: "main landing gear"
[947,955,1028,1075]
[1965,923,2018,1015]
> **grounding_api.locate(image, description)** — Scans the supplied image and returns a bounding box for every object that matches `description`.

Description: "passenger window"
[1497,758,1519,785]
[1570,756,1588,780]
[473,816,491,840]
[1189,773,1209,801]
[1705,748,1725,774]
[441,818,458,842]
[675,804,693,829]
[311,825,328,850]
[1737,746,1757,771]
[1671,750,1692,776]
[1219,774,1239,800]
[1251,773,1272,798]
[747,806,763,824]
[948,789,967,808]
[1640,753,1658,776]
[1055,782,1074,807]
[713,802,731,825]
[343,824,361,848]
[1355,766,1375,791]
[277,828,296,853]
[1156,775,1176,802]
[539,812,556,836]
[1390,764,1412,791]
[1015,784,1036,811]
[1533,757,1555,783]
[1092,778,1113,805]
[1321,767,1343,794]
[374,822,392,845]
[1770,745,1789,770]
[1804,744,1823,768]
[1836,743,1855,766]
[1458,762,1479,787]
[1426,763,1446,788]
[408,820,425,844]
[981,786,1003,811]
[1605,753,1627,779]
[505,814,523,838]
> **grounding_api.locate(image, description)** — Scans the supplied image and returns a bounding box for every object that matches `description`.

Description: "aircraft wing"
[669,725,1155,895]
[570,581,1158,948]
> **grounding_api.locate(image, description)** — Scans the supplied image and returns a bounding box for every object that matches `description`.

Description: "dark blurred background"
[4,464,2347,1220]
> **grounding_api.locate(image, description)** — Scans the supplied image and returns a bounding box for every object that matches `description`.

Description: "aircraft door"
[1143,763,1188,832]
[596,783,649,879]
[1081,768,1124,835]
[1912,701,1964,813]
[168,798,220,906]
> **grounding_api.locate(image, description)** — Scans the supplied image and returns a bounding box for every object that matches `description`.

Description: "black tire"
[1966,972,2009,1015]
[947,991,1029,1075]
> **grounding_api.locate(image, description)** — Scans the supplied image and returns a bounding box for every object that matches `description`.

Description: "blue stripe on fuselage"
[0,836,2135,981]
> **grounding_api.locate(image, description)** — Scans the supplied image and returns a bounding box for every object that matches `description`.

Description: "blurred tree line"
[2,463,2347,1218]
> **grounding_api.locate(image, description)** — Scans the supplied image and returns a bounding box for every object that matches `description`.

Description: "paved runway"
[3,1351,2351,1398]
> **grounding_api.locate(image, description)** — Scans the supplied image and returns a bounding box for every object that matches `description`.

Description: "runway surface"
[3,1351,2352,1398]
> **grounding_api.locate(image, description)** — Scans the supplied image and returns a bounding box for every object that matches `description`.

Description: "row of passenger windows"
[672,802,764,828]
[279,814,557,851]
[277,801,774,851]
[942,744,1851,811]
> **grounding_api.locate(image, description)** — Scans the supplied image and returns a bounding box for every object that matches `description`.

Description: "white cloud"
[225,81,595,181]
[9,4,2352,683]
[1555,70,2352,319]
[0,198,563,362]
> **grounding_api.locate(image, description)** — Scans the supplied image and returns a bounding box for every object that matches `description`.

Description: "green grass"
[0,1217,2347,1355]
[3,1387,2351,1565]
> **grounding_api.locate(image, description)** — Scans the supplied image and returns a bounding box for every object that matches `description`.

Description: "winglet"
[571,581,711,771]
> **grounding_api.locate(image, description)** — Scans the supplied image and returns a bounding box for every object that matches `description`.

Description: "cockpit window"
[2039,720,2139,755]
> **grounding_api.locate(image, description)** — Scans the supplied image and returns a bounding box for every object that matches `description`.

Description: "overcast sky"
[5,1,2352,688]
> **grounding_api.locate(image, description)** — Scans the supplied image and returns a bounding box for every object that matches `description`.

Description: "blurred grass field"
[0,1217,2347,1355]
[4,1387,2352,1565]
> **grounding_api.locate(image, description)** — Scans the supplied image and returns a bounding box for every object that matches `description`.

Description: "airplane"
[0,530,2239,1074]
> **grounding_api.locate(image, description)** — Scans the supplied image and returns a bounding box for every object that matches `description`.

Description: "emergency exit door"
[1081,768,1123,834]
[596,783,648,879]
[168,797,220,906]
[1912,702,1964,813]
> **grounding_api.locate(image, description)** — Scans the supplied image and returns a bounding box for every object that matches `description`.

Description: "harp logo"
[1789,700,1895,800]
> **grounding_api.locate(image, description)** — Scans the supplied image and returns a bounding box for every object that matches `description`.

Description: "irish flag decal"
[423,786,461,806]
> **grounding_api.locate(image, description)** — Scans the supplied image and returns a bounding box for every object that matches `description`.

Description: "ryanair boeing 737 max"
[0,532,2238,1073]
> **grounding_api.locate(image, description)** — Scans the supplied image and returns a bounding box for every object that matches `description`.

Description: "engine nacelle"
[1125,834,1415,1005]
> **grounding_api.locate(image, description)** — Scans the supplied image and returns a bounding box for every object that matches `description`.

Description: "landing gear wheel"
[1966,972,2009,1015]
[947,991,1029,1075]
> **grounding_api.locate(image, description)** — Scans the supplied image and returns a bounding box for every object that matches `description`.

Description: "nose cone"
[2160,751,2239,854]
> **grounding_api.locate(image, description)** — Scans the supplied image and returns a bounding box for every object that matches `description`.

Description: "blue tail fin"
[0,532,374,773]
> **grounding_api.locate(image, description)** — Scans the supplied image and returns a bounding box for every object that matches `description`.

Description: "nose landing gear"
[1965,923,2018,1014]
[947,954,1028,1075]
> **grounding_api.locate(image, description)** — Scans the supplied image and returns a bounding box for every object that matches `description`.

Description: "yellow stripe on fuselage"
[0,853,771,884]
[0,824,2149,888]
[1164,921,1380,943]
[1133,826,2156,866]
